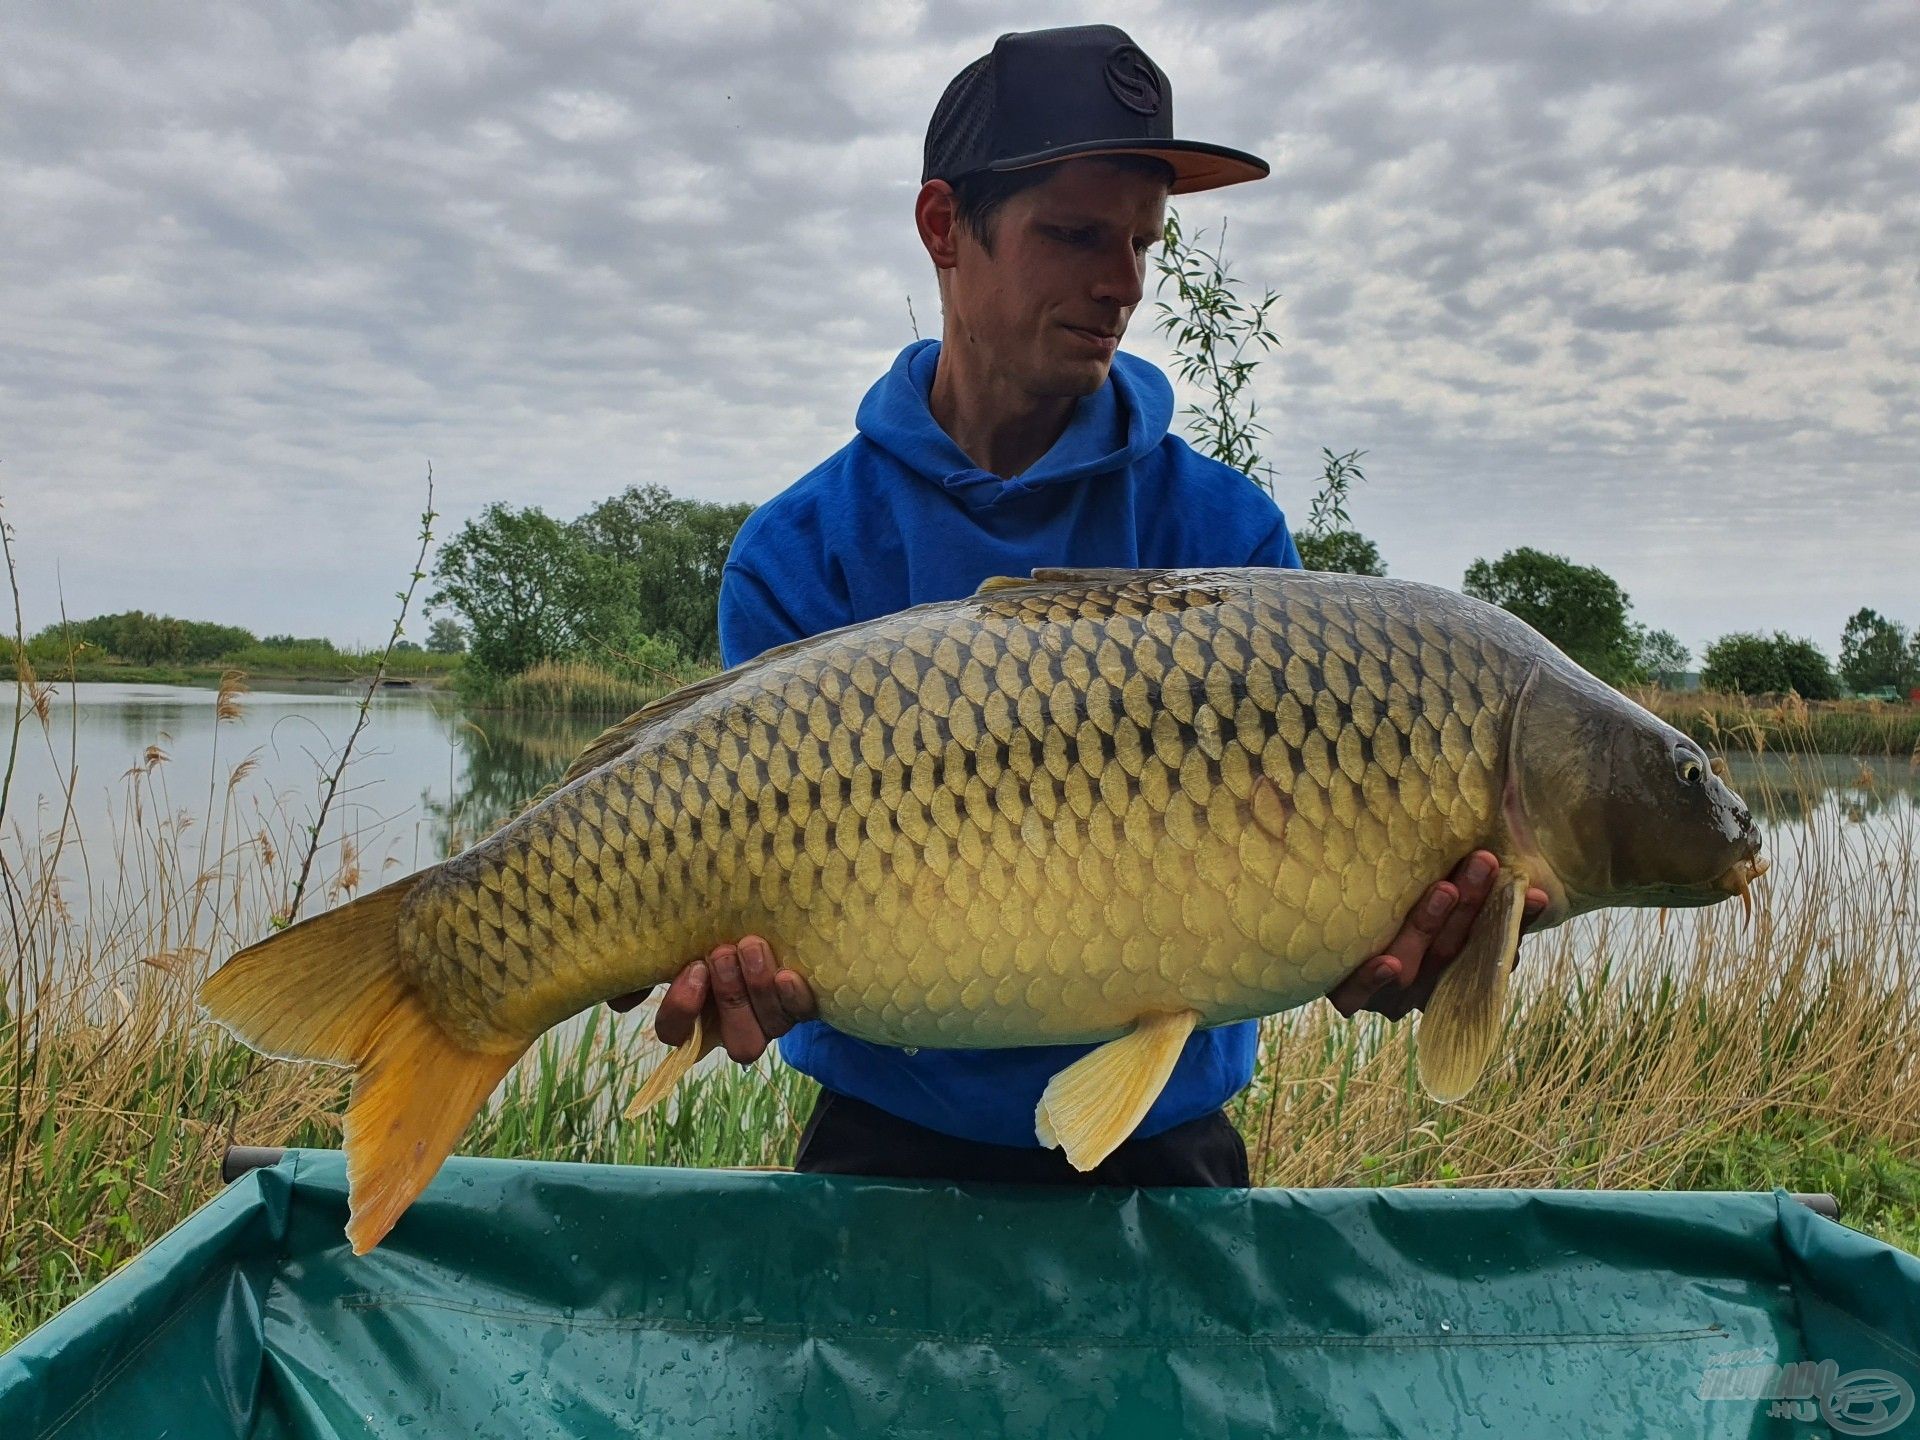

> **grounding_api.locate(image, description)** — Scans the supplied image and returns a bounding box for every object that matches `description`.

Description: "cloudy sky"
[5,0,1915,660]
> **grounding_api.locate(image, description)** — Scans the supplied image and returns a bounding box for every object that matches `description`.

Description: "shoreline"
[23,662,460,690]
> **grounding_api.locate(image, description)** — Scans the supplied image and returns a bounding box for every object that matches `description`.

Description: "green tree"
[177,619,256,661]
[1461,547,1645,685]
[1838,607,1914,693]
[429,504,602,678]
[1701,632,1839,699]
[571,485,753,663]
[1295,529,1385,576]
[112,611,187,665]
[426,617,469,654]
[1637,628,1690,684]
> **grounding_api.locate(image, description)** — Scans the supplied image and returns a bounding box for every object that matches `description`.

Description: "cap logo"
[1104,45,1162,116]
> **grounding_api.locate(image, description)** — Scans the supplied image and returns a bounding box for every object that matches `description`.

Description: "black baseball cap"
[923,25,1269,196]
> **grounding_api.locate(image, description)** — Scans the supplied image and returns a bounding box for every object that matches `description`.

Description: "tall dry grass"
[1639,686,1920,759]
[475,658,686,716]
[0,662,815,1344]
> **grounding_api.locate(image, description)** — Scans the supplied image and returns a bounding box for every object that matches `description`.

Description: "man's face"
[944,159,1170,399]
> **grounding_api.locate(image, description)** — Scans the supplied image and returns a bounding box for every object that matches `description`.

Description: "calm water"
[5,681,1915,941]
[4,680,604,894]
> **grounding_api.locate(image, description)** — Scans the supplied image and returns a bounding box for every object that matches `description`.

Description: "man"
[619,25,1544,1183]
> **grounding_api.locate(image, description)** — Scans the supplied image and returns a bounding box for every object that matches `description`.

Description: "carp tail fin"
[197,875,522,1254]
[341,1000,521,1253]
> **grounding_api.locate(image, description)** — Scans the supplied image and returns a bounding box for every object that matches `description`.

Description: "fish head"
[1510,662,1764,916]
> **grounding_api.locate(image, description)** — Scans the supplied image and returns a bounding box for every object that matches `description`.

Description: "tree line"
[1450,547,1912,701]
[428,483,752,683]
[21,611,468,668]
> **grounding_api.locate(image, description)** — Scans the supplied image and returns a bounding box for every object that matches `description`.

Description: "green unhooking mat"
[4,1150,1918,1437]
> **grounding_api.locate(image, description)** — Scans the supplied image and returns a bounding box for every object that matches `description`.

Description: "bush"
[1701,632,1838,699]
[1295,528,1385,577]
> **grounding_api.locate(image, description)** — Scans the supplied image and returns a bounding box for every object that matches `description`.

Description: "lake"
[4,680,1915,961]
[3,679,605,880]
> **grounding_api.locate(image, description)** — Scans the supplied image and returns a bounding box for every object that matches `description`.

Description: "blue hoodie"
[718,339,1301,1148]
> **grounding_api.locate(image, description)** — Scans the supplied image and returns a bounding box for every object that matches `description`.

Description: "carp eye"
[1676,754,1704,785]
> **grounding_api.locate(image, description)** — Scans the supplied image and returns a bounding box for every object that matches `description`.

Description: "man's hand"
[607,935,819,1062]
[1326,851,1549,1020]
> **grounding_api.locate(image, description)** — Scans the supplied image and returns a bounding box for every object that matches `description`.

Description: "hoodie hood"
[854,339,1176,507]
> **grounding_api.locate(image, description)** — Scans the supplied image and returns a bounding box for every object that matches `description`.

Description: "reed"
[1638,686,1920,758]
[4,670,1916,1346]
[468,658,692,716]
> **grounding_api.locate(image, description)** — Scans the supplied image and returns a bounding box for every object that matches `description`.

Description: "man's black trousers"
[792,1088,1250,1188]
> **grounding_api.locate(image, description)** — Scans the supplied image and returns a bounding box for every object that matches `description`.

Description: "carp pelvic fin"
[1035,1010,1200,1170]
[1416,873,1527,1103]
[197,875,524,1254]
[624,1013,717,1121]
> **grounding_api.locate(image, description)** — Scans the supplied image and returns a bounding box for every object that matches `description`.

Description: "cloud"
[3,0,1915,660]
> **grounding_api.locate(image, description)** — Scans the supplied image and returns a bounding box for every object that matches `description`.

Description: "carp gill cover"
[199,568,1765,1252]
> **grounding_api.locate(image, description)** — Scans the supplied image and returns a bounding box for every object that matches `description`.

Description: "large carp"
[201,567,1763,1252]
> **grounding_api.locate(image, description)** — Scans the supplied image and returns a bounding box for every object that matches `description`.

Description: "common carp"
[200,567,1764,1251]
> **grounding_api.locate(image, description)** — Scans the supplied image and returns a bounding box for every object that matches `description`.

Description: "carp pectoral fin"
[623,1014,717,1121]
[1035,1010,1200,1171]
[1417,874,1527,1103]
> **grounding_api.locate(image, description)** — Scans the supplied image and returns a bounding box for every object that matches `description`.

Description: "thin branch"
[282,465,437,925]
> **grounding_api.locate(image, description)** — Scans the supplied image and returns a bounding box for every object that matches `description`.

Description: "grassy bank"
[462,657,709,715]
[1640,686,1920,757]
[3,694,1916,1347]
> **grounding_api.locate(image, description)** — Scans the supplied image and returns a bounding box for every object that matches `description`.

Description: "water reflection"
[429,710,608,851]
[1722,754,1919,826]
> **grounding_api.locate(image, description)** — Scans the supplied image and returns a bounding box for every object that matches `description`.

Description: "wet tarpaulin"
[3,1150,1917,1437]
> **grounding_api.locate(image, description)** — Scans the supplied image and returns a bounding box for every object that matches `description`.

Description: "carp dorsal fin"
[973,566,1177,595]
[1034,1010,1199,1169]
[573,627,849,772]
[493,630,841,833]
[1416,873,1528,1102]
[550,667,744,791]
